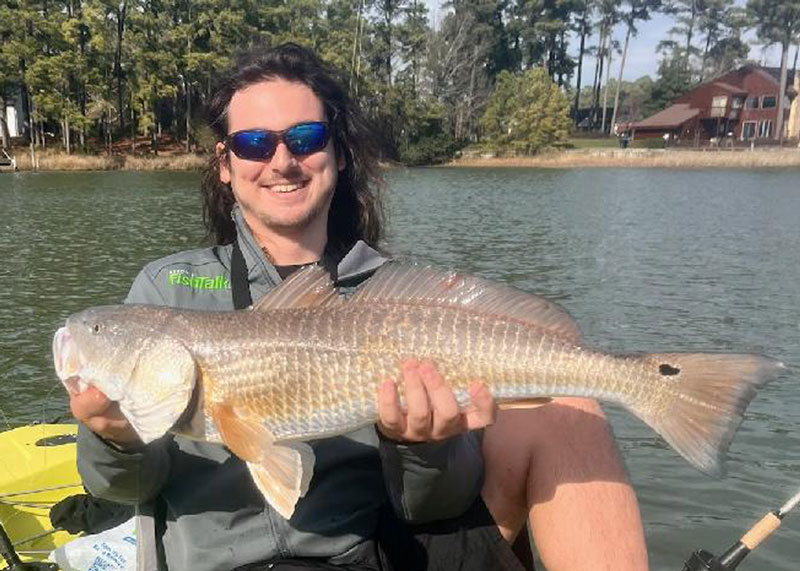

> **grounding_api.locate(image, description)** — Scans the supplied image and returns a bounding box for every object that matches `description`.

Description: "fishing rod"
[681,487,800,571]
[0,520,57,571]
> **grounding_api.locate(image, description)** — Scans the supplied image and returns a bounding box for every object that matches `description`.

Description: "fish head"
[53,304,197,444]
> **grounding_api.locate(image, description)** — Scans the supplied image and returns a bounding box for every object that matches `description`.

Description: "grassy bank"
[10,150,208,172]
[4,146,800,172]
[447,148,800,169]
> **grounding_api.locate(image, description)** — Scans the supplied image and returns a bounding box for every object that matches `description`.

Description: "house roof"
[630,103,699,130]
[711,81,747,94]
[760,66,797,86]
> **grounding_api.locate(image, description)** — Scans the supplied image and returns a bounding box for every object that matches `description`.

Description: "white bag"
[49,517,137,571]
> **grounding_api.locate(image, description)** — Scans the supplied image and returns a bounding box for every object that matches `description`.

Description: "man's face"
[218,79,343,244]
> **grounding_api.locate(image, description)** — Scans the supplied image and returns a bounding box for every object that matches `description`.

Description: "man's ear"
[217,142,231,184]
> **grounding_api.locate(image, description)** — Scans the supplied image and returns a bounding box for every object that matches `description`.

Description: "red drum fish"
[53,264,783,518]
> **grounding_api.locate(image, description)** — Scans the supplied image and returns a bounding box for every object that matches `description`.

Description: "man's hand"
[68,385,142,448]
[376,359,497,442]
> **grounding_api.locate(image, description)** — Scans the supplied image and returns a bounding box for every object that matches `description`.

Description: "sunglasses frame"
[224,121,331,161]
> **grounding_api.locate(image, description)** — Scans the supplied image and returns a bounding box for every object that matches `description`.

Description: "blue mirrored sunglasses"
[225,122,330,161]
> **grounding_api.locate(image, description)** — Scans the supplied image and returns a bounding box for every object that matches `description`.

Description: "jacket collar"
[231,204,388,288]
[232,205,282,289]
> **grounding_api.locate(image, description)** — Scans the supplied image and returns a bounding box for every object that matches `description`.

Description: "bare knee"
[480,399,623,540]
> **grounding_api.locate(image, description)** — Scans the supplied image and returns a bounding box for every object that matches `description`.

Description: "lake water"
[1,168,798,570]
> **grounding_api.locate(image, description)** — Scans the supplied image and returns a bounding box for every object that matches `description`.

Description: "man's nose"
[270,142,298,172]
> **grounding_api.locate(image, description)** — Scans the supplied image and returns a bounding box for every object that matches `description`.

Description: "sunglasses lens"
[229,131,278,160]
[285,122,329,155]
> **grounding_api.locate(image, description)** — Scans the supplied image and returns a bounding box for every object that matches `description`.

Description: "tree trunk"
[700,31,712,83]
[776,38,789,144]
[467,45,478,141]
[131,107,136,153]
[63,116,71,154]
[106,115,113,154]
[610,23,631,135]
[685,0,696,74]
[590,24,607,128]
[350,0,364,93]
[19,68,32,144]
[115,1,128,131]
[593,23,609,129]
[185,77,192,152]
[573,9,588,122]
[601,45,614,134]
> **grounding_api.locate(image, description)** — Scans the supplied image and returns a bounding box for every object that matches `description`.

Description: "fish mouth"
[53,327,86,391]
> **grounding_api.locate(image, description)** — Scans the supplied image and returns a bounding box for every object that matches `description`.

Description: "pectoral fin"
[212,404,315,519]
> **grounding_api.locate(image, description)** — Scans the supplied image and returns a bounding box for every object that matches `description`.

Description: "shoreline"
[6,151,208,172]
[445,148,800,169]
[3,147,800,172]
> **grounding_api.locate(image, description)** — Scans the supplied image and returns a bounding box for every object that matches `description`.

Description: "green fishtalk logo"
[168,269,230,290]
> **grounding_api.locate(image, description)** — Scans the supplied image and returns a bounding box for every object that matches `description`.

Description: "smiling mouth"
[268,182,307,193]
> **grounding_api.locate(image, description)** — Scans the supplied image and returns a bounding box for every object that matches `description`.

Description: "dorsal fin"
[349,263,582,343]
[253,265,341,311]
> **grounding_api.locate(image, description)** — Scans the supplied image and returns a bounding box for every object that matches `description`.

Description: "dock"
[0,148,17,171]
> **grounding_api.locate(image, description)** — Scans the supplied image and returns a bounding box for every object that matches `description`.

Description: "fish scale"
[179,305,660,442]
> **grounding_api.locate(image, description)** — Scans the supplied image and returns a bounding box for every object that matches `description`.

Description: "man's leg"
[481,397,649,571]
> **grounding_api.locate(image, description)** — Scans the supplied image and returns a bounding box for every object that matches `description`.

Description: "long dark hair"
[201,42,384,253]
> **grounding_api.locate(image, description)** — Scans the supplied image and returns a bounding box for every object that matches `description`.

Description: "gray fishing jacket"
[76,206,484,571]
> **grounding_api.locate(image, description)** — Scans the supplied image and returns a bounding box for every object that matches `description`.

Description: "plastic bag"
[49,516,137,571]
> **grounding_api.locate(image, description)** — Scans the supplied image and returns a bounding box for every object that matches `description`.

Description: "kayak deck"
[0,424,82,563]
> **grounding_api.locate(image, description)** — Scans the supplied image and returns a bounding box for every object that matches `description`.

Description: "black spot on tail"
[660,364,681,376]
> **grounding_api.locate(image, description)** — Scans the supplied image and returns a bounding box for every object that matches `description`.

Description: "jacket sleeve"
[77,425,171,504]
[378,431,484,523]
[75,267,172,504]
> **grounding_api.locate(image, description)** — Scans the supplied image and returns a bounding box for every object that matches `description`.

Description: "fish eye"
[92,323,101,334]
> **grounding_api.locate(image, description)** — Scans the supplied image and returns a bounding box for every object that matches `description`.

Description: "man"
[69,43,648,571]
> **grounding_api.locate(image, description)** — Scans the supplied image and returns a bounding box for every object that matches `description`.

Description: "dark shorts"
[244,497,530,571]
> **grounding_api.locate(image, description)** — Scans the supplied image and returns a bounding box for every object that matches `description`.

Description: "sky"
[425,1,787,88]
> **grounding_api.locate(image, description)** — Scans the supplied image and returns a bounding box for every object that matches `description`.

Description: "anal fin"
[247,442,315,520]
[212,404,315,519]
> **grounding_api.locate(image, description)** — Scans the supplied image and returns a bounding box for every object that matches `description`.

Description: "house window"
[759,120,773,138]
[761,95,777,109]
[745,97,759,109]
[710,95,727,117]
[741,121,757,140]
[731,97,744,109]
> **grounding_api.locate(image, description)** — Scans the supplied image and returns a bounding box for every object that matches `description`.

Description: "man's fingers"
[419,361,462,438]
[69,385,112,421]
[463,382,497,430]
[68,385,141,445]
[376,361,496,442]
[377,378,406,437]
[403,361,432,437]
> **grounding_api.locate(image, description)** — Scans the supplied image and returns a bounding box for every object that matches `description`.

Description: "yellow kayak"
[0,424,82,564]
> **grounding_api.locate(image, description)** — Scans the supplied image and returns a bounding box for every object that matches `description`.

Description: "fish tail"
[636,353,784,476]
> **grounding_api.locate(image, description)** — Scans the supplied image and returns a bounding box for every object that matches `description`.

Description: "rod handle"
[740,511,781,550]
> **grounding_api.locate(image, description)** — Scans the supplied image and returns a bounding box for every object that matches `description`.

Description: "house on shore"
[3,85,25,140]
[625,66,797,145]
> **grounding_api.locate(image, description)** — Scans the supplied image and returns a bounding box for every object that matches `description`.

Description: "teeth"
[270,183,304,193]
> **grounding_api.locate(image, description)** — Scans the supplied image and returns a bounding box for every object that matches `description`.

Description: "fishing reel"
[681,545,748,571]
